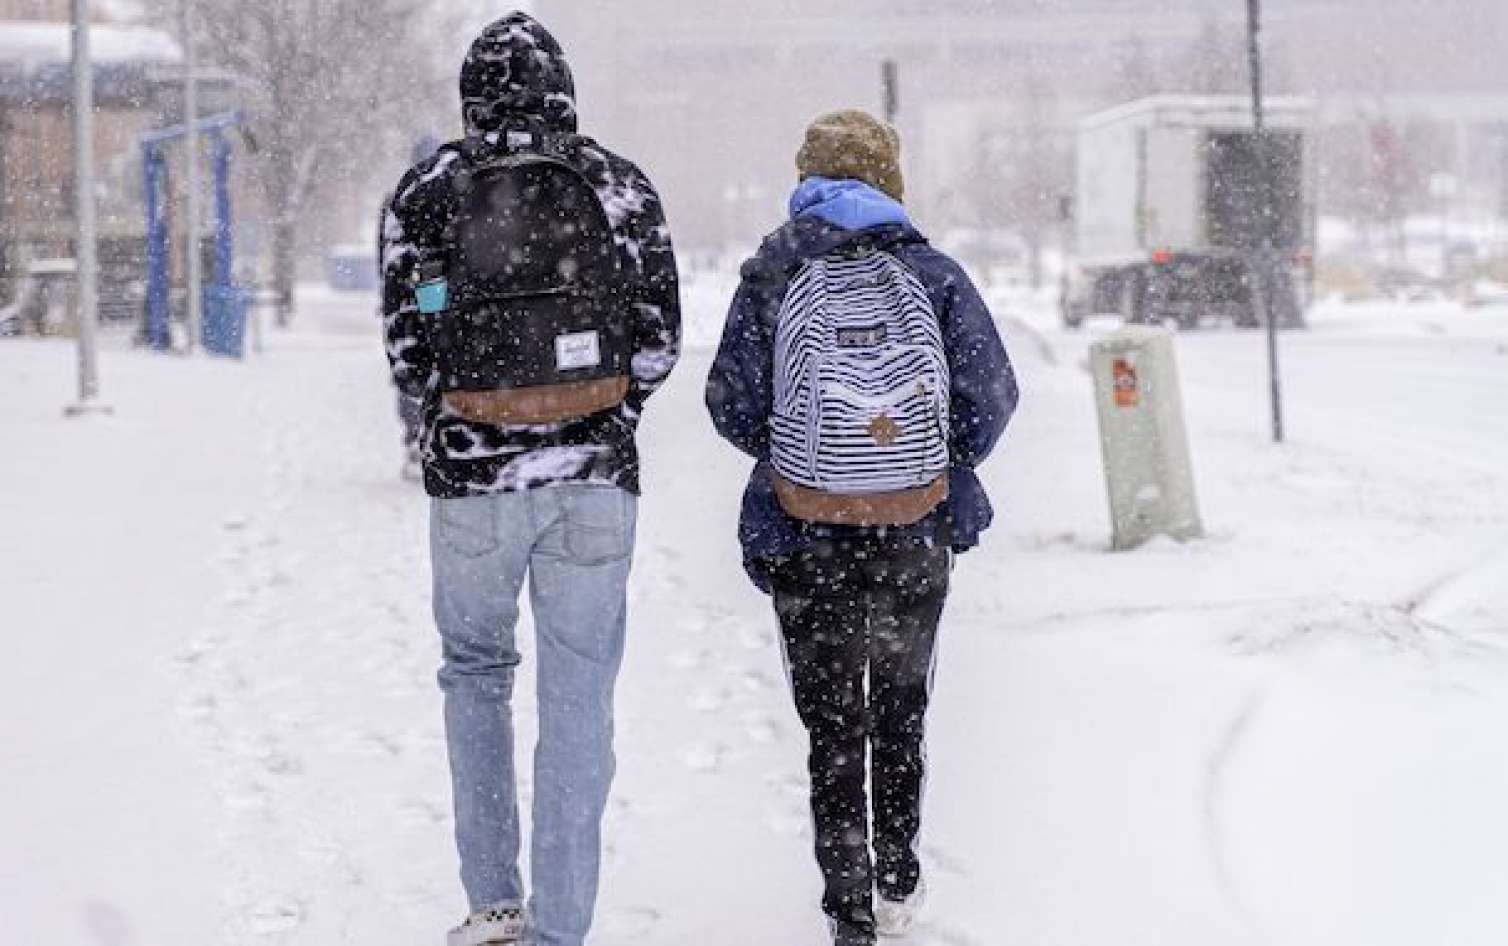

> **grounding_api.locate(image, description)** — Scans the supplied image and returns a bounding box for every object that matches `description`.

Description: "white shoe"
[401,448,423,483]
[447,903,526,946]
[875,878,927,937]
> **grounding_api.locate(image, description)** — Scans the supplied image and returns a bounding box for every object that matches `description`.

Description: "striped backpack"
[770,247,951,527]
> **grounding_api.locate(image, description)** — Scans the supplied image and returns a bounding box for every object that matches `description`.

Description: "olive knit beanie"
[796,109,904,202]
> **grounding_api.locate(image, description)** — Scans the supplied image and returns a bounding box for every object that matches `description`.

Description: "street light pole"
[66,0,108,416]
[182,0,202,354]
[1246,0,1284,444]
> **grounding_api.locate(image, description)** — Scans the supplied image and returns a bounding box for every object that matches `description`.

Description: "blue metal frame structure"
[140,110,245,353]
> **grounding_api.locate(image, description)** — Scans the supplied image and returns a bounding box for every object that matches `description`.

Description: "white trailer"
[1063,95,1318,329]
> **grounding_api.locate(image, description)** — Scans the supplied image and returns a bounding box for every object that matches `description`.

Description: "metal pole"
[1247,0,1284,443]
[66,0,108,416]
[182,0,201,354]
[882,59,899,125]
[142,143,171,349]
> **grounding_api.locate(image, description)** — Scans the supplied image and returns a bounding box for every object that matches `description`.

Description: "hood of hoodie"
[789,176,912,231]
[460,13,577,137]
[741,213,925,289]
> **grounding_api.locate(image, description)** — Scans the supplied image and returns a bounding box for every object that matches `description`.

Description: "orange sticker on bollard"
[1113,358,1140,407]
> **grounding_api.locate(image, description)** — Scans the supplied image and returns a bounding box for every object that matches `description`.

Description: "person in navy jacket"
[705,110,1018,945]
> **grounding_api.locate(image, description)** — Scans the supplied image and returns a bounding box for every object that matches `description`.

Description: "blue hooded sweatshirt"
[789,176,912,230]
[705,178,1019,592]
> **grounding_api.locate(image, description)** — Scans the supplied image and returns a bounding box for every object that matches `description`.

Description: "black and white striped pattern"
[771,250,950,494]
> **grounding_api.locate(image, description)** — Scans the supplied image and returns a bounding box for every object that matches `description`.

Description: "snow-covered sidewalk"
[3,290,1508,946]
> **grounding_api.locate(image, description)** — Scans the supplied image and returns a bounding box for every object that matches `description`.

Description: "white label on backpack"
[555,330,602,371]
[836,325,887,348]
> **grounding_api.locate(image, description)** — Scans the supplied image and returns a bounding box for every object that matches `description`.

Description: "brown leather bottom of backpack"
[772,473,948,527]
[444,377,630,426]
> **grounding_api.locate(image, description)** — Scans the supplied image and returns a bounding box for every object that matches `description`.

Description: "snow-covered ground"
[3,285,1508,946]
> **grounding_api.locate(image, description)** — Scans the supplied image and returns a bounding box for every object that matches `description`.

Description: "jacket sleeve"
[938,258,1018,468]
[618,166,682,419]
[379,171,434,400]
[705,261,778,460]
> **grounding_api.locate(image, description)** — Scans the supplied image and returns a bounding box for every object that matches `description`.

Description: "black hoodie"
[381,13,681,498]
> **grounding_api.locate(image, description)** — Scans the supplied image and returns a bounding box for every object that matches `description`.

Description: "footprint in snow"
[675,612,714,636]
[599,906,661,937]
[78,899,137,946]
[742,713,781,744]
[652,567,689,594]
[666,647,708,671]
[177,691,219,723]
[761,772,811,836]
[170,637,225,671]
[347,730,404,759]
[921,843,970,878]
[395,797,447,828]
[224,782,273,817]
[737,623,775,651]
[763,802,809,838]
[679,742,723,773]
[737,668,777,694]
[382,600,415,624]
[233,736,304,778]
[687,686,729,713]
[765,771,808,798]
[243,898,304,936]
[908,921,982,946]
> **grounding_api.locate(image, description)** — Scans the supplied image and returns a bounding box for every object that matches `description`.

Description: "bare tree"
[1359,105,1431,262]
[143,0,453,324]
[963,75,1071,290]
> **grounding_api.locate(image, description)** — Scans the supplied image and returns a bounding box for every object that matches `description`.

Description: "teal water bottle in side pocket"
[414,256,449,315]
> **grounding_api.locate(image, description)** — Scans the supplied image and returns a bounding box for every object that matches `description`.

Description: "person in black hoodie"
[706,111,1017,946]
[380,14,679,946]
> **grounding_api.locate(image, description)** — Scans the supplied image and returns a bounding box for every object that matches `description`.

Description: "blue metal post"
[201,129,246,357]
[211,130,233,293]
[141,141,171,351]
[139,111,245,355]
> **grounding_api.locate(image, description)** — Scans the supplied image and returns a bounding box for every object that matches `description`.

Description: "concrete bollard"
[1090,326,1204,550]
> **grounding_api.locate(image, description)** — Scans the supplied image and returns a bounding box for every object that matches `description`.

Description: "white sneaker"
[875,878,927,938]
[447,903,526,946]
[401,447,423,483]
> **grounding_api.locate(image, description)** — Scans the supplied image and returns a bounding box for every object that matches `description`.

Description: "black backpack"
[426,131,632,425]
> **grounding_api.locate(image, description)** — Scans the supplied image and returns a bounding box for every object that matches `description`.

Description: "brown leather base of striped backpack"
[444,376,630,426]
[772,472,948,527]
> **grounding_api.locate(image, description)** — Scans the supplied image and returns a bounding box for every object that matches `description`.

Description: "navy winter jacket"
[705,180,1019,591]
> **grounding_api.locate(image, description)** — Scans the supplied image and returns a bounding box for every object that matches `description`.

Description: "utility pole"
[66,0,108,417]
[182,0,202,354]
[1246,0,1284,443]
[881,59,899,125]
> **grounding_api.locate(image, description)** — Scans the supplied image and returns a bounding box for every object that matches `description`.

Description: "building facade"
[534,0,1508,254]
[0,4,238,313]
[0,0,72,20]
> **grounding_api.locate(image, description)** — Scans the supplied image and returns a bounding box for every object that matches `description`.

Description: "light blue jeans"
[430,484,637,946]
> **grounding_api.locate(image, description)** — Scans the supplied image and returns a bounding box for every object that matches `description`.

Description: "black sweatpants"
[770,536,950,932]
